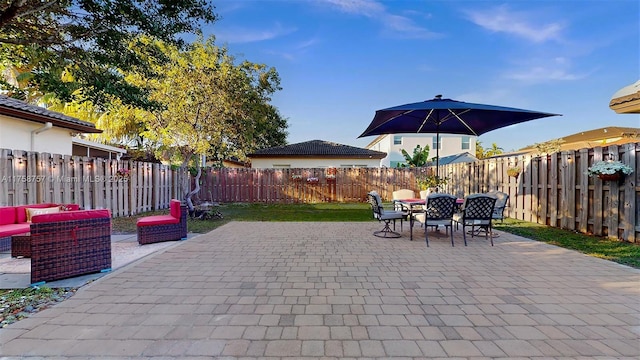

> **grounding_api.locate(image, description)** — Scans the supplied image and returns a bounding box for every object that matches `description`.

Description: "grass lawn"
[112,202,639,269]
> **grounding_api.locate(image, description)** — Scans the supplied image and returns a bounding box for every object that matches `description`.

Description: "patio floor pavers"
[1,221,639,359]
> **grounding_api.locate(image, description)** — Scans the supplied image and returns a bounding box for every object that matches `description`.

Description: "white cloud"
[296,38,320,50]
[318,0,441,39]
[320,0,386,17]
[504,57,587,83]
[215,23,297,44]
[465,5,564,43]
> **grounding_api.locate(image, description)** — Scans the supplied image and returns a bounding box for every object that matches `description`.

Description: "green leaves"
[0,0,217,109]
[400,144,430,167]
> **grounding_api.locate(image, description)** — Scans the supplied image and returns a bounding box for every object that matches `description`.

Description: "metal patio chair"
[392,188,416,216]
[452,194,497,246]
[367,191,405,238]
[486,190,509,223]
[413,193,457,246]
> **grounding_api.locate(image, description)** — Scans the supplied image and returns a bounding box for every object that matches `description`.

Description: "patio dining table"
[395,197,464,240]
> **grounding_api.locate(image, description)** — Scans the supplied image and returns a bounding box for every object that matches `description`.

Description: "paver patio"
[1,221,639,359]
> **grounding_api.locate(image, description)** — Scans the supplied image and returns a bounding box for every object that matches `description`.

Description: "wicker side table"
[11,233,31,258]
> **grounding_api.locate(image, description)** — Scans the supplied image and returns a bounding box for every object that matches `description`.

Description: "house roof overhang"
[0,95,102,133]
[609,80,640,114]
[72,138,127,154]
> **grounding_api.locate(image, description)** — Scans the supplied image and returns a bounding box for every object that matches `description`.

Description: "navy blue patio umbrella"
[359,95,560,172]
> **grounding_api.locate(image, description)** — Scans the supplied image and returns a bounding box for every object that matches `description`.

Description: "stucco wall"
[0,116,73,155]
[370,134,476,167]
[250,157,381,169]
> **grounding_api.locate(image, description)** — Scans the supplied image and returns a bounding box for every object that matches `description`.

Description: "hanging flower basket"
[597,172,622,181]
[507,166,521,178]
[307,177,319,184]
[116,168,130,179]
[586,160,633,181]
[291,174,303,182]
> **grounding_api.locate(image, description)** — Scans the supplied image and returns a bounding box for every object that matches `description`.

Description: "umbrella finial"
[434,94,442,100]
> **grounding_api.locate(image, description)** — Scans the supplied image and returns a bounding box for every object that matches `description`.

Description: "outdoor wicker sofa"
[0,203,80,252]
[137,199,188,245]
[26,209,112,285]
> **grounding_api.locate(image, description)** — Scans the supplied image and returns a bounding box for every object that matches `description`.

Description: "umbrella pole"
[435,124,440,184]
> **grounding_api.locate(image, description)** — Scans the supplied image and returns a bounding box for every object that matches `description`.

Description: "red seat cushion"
[0,223,31,237]
[137,215,180,226]
[170,200,181,219]
[0,206,16,225]
[31,209,111,223]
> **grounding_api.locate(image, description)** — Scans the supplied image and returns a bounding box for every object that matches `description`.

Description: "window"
[432,135,441,150]
[461,136,470,150]
[393,135,402,145]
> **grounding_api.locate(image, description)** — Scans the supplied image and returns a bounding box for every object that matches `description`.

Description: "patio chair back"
[486,190,509,222]
[392,189,415,213]
[392,189,415,201]
[418,193,457,246]
[455,194,497,246]
[367,191,384,220]
[424,193,457,220]
[461,194,496,222]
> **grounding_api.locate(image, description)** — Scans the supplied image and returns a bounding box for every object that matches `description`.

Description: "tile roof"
[248,140,387,159]
[0,95,101,133]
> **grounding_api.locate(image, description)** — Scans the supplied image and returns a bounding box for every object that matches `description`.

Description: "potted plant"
[116,168,130,179]
[507,166,521,178]
[291,174,303,182]
[325,168,337,182]
[586,160,633,181]
[306,177,319,184]
[416,173,447,192]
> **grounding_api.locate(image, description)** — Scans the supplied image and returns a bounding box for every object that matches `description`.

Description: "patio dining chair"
[367,191,405,238]
[452,194,497,246]
[413,193,457,246]
[486,190,509,223]
[392,188,416,216]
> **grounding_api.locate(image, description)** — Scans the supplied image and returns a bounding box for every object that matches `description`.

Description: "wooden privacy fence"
[0,148,181,217]
[1,143,637,242]
[196,142,639,243]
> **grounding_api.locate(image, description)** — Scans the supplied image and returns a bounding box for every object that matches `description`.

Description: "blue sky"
[205,0,639,152]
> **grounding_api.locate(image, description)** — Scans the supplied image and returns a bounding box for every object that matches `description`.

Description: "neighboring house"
[609,80,640,114]
[72,138,127,160]
[436,152,478,166]
[247,140,386,169]
[222,158,249,168]
[0,95,124,158]
[365,133,476,167]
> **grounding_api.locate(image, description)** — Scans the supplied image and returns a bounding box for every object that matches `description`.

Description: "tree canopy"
[114,38,288,166]
[0,0,217,109]
[476,141,504,159]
